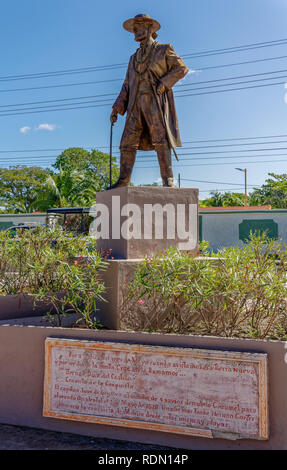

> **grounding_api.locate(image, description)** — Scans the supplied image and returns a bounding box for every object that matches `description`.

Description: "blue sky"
[1,0,287,198]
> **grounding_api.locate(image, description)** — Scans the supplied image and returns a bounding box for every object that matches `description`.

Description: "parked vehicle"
[4,224,41,237]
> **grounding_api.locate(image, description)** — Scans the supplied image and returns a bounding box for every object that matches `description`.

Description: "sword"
[149,75,179,161]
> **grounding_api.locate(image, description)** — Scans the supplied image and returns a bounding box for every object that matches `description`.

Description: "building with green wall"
[199,207,286,251]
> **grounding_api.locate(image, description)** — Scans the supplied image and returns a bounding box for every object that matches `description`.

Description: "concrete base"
[0,319,285,449]
[94,186,199,259]
[95,259,141,330]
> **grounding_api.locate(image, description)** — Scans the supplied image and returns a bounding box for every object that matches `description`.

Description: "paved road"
[0,423,174,450]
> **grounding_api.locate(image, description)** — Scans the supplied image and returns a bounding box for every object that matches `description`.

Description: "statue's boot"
[108,149,136,189]
[155,142,177,187]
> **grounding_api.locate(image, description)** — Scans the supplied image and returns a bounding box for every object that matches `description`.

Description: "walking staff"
[109,121,114,188]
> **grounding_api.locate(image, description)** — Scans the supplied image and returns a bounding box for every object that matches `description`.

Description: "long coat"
[112,42,189,151]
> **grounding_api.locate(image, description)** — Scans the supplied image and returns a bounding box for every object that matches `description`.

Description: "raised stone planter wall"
[0,316,286,450]
[0,294,55,321]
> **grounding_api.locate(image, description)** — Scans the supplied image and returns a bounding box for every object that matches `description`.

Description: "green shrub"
[0,226,107,328]
[125,233,287,339]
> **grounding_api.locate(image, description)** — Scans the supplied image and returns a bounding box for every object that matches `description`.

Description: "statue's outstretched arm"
[112,60,131,116]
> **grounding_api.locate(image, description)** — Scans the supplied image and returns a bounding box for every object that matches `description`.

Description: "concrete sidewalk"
[0,423,174,450]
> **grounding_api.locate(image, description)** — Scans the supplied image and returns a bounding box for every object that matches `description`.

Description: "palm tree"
[32,168,98,211]
[222,192,245,207]
[200,191,225,207]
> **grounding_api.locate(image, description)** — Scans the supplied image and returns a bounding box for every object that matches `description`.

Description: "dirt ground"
[0,423,174,450]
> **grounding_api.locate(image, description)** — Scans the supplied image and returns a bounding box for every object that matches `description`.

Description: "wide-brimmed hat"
[123,14,161,38]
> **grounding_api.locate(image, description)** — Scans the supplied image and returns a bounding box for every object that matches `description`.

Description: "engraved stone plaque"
[43,338,268,440]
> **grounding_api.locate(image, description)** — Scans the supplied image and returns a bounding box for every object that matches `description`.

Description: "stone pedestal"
[93,187,199,329]
[95,259,140,330]
[93,186,198,259]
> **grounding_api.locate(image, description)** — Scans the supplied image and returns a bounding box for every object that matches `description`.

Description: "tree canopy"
[53,147,119,193]
[0,147,120,213]
[200,191,245,207]
[199,174,287,209]
[3,160,287,214]
[248,173,287,208]
[0,165,52,213]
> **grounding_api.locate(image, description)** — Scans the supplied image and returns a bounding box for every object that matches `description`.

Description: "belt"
[138,89,154,95]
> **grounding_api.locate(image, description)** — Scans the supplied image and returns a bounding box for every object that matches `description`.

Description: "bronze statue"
[109,14,188,188]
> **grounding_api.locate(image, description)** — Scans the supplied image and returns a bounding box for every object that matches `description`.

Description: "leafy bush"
[125,233,287,340]
[0,226,107,328]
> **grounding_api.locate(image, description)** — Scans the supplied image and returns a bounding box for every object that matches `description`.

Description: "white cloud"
[187,68,198,75]
[36,123,56,131]
[20,126,31,134]
[179,68,201,84]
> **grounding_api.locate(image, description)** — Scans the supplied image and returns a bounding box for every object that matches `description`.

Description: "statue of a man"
[109,14,188,188]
